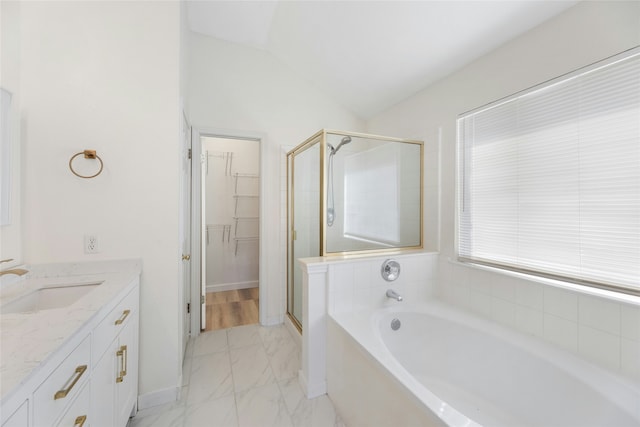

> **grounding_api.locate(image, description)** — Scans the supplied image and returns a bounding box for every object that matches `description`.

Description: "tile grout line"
[224,328,242,427]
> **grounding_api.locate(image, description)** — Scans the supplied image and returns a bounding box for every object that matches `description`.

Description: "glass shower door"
[288,138,321,328]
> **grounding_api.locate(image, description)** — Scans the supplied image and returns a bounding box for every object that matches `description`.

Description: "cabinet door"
[2,400,28,427]
[90,340,117,427]
[115,317,138,427]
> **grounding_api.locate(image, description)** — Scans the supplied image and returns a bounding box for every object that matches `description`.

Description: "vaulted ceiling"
[186,1,578,119]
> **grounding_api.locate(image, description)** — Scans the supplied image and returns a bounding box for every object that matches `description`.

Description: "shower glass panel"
[287,130,423,330]
[325,133,422,253]
[287,135,321,330]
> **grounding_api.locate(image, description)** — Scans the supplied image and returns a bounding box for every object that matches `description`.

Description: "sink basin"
[1,282,103,314]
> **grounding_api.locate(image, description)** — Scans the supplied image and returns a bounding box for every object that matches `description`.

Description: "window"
[457,48,640,295]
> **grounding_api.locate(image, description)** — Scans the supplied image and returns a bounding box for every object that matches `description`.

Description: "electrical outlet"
[84,235,100,254]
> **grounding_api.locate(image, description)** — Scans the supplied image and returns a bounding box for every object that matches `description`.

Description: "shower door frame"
[287,131,325,332]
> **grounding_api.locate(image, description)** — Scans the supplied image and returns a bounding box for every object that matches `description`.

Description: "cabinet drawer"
[55,381,90,427]
[92,285,139,363]
[33,336,90,427]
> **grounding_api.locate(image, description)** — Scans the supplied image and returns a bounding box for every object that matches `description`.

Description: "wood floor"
[205,287,259,331]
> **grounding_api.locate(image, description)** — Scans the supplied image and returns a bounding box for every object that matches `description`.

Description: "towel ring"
[69,150,104,179]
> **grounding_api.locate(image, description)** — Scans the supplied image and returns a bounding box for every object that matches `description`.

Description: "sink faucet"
[0,258,29,277]
[386,289,403,302]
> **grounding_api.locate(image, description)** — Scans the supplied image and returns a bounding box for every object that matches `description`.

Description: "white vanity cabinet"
[90,285,139,427]
[2,401,28,427]
[0,267,140,427]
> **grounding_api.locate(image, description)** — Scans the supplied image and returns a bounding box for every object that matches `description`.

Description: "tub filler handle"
[381,259,400,281]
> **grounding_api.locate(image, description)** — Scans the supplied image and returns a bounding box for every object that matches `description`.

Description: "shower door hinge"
[201,295,205,305]
[188,148,192,160]
[187,303,190,314]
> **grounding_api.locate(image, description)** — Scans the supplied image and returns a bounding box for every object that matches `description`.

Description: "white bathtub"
[327,301,640,427]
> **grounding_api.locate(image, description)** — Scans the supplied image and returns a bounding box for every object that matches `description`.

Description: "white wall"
[17,1,182,401]
[188,32,365,325]
[368,1,640,379]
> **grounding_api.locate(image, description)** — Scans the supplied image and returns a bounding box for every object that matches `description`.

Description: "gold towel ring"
[69,150,103,179]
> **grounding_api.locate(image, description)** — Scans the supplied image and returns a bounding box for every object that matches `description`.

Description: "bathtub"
[327,301,640,427]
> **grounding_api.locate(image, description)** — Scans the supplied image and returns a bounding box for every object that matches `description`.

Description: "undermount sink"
[1,282,103,314]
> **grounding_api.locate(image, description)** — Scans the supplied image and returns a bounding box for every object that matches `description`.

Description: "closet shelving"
[232,173,259,256]
[207,224,231,244]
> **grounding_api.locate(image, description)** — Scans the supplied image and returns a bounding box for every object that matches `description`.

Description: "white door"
[200,147,207,330]
[181,113,192,352]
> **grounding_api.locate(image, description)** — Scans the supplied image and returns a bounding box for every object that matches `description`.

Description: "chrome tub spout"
[386,289,403,302]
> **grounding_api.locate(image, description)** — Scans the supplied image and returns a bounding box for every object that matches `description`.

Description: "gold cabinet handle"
[114,309,130,325]
[54,365,87,400]
[74,415,87,427]
[116,345,127,383]
[182,254,191,261]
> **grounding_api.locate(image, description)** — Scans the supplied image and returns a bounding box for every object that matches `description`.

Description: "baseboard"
[137,386,180,411]
[298,369,326,399]
[206,280,258,293]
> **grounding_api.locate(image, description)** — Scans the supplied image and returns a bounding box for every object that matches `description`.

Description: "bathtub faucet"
[386,289,403,302]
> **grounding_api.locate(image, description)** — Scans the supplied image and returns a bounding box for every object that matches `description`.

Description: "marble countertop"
[0,259,141,402]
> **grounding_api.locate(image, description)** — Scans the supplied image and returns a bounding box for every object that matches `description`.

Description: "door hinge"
[201,295,205,305]
[188,148,192,160]
[187,303,190,314]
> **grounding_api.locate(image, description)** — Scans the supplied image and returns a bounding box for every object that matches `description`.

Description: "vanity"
[0,259,141,427]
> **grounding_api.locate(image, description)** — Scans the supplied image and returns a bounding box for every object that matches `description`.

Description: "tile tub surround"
[299,250,439,398]
[0,259,142,400]
[438,258,640,383]
[129,323,344,427]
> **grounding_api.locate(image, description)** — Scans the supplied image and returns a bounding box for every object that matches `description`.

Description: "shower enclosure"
[287,130,423,330]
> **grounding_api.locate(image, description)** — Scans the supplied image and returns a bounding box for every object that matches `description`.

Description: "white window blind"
[457,48,640,295]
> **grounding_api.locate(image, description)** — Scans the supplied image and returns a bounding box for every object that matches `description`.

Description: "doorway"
[200,136,260,331]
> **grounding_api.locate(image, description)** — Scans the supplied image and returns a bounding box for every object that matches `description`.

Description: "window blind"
[457,48,640,295]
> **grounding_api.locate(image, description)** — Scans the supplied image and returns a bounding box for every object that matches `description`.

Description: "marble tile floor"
[128,323,344,427]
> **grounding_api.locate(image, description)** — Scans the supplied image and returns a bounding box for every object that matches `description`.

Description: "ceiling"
[186,1,579,119]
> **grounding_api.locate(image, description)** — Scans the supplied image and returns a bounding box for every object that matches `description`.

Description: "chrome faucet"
[386,289,403,302]
[0,258,29,277]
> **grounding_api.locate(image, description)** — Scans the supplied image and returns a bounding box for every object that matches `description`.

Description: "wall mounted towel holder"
[69,150,103,179]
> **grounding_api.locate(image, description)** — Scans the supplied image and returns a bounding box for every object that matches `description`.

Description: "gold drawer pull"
[54,365,87,400]
[114,309,131,325]
[116,345,127,383]
[74,415,87,427]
